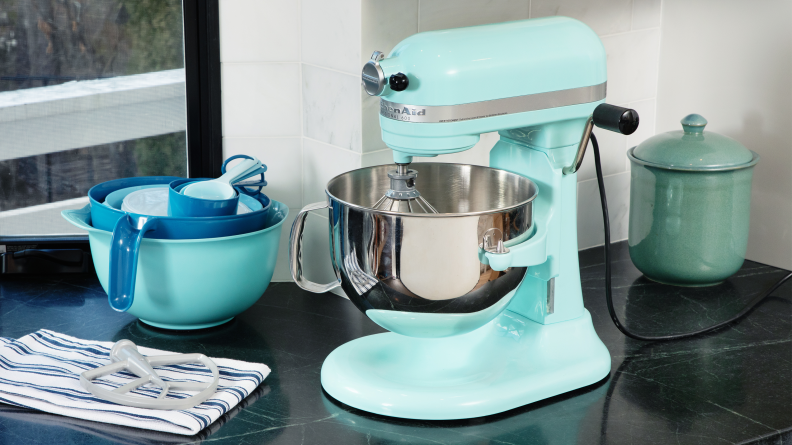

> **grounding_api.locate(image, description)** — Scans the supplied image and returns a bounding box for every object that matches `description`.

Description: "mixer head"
[372,163,438,214]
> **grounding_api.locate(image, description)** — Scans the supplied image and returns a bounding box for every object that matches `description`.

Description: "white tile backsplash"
[303,138,362,205]
[362,0,419,65]
[656,0,790,269]
[577,171,631,249]
[223,137,303,208]
[530,0,632,36]
[419,0,530,32]
[362,149,394,167]
[222,63,302,138]
[219,0,300,63]
[625,98,656,170]
[302,65,362,152]
[631,0,662,30]
[362,90,386,153]
[601,28,661,105]
[577,124,628,182]
[301,0,361,74]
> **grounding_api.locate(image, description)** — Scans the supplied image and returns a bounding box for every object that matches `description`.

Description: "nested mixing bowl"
[63,201,289,330]
[290,163,538,338]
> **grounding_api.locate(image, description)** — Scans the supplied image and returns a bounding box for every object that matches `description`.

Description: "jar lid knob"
[681,114,707,134]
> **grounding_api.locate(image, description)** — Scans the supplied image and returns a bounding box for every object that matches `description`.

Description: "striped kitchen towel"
[0,330,270,435]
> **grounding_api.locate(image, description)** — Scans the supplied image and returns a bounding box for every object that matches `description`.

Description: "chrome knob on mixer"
[362,51,387,96]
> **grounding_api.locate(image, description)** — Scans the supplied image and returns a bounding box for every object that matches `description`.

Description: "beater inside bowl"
[371,163,438,213]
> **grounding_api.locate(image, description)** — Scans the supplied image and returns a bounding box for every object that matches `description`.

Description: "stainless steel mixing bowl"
[290,163,537,332]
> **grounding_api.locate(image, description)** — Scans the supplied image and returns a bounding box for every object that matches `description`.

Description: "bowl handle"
[289,201,341,293]
[108,215,159,312]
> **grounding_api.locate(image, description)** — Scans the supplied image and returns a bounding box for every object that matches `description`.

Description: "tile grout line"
[578,170,631,184]
[299,0,305,210]
[363,147,391,155]
[654,0,665,100]
[417,0,421,32]
[357,0,363,167]
[304,137,363,157]
[597,26,660,39]
[301,62,358,79]
[221,63,359,80]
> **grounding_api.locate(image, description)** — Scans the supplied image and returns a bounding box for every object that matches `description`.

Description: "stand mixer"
[289,17,638,420]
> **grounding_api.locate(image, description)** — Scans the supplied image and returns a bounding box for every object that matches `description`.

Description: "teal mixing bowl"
[62,201,289,330]
[627,114,759,286]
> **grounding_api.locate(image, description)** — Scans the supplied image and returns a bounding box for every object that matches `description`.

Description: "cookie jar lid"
[631,114,755,169]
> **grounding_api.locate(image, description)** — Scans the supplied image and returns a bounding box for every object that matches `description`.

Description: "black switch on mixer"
[593,103,639,135]
[389,73,409,91]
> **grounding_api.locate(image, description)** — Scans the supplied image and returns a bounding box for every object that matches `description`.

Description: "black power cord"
[590,132,792,341]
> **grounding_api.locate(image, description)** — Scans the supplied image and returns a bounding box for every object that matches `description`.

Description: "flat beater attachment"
[80,340,220,410]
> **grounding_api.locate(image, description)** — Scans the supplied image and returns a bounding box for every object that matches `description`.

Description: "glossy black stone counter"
[0,241,790,444]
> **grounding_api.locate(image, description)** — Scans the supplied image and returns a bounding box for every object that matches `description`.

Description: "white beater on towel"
[80,340,219,410]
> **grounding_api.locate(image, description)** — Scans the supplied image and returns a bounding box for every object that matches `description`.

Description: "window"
[0,0,221,240]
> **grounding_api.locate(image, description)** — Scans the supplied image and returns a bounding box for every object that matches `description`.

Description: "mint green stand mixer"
[290,17,639,420]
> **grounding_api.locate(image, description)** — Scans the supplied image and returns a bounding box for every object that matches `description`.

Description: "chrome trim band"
[380,82,606,123]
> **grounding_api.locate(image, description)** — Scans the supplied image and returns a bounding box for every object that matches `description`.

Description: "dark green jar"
[627,114,759,287]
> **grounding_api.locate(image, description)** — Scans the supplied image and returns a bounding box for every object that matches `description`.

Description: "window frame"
[184,0,224,180]
[0,0,223,272]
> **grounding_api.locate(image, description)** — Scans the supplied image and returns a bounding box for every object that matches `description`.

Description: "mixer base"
[139,317,234,330]
[321,309,610,420]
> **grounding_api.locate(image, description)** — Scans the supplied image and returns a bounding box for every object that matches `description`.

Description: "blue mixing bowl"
[62,201,289,329]
[88,176,272,240]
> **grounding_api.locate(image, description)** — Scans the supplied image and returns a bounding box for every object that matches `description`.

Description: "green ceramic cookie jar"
[627,114,760,286]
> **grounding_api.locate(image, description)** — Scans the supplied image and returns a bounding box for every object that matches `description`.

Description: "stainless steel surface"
[327,163,537,217]
[289,201,342,294]
[290,164,537,315]
[547,278,555,314]
[379,82,606,123]
[563,115,595,175]
[362,51,386,96]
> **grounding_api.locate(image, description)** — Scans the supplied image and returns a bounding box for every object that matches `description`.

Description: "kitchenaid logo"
[380,102,425,116]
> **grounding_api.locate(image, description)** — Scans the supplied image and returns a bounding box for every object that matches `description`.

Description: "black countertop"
[0,241,790,445]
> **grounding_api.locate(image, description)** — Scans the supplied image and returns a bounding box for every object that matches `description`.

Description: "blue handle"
[108,214,159,312]
[222,155,267,196]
